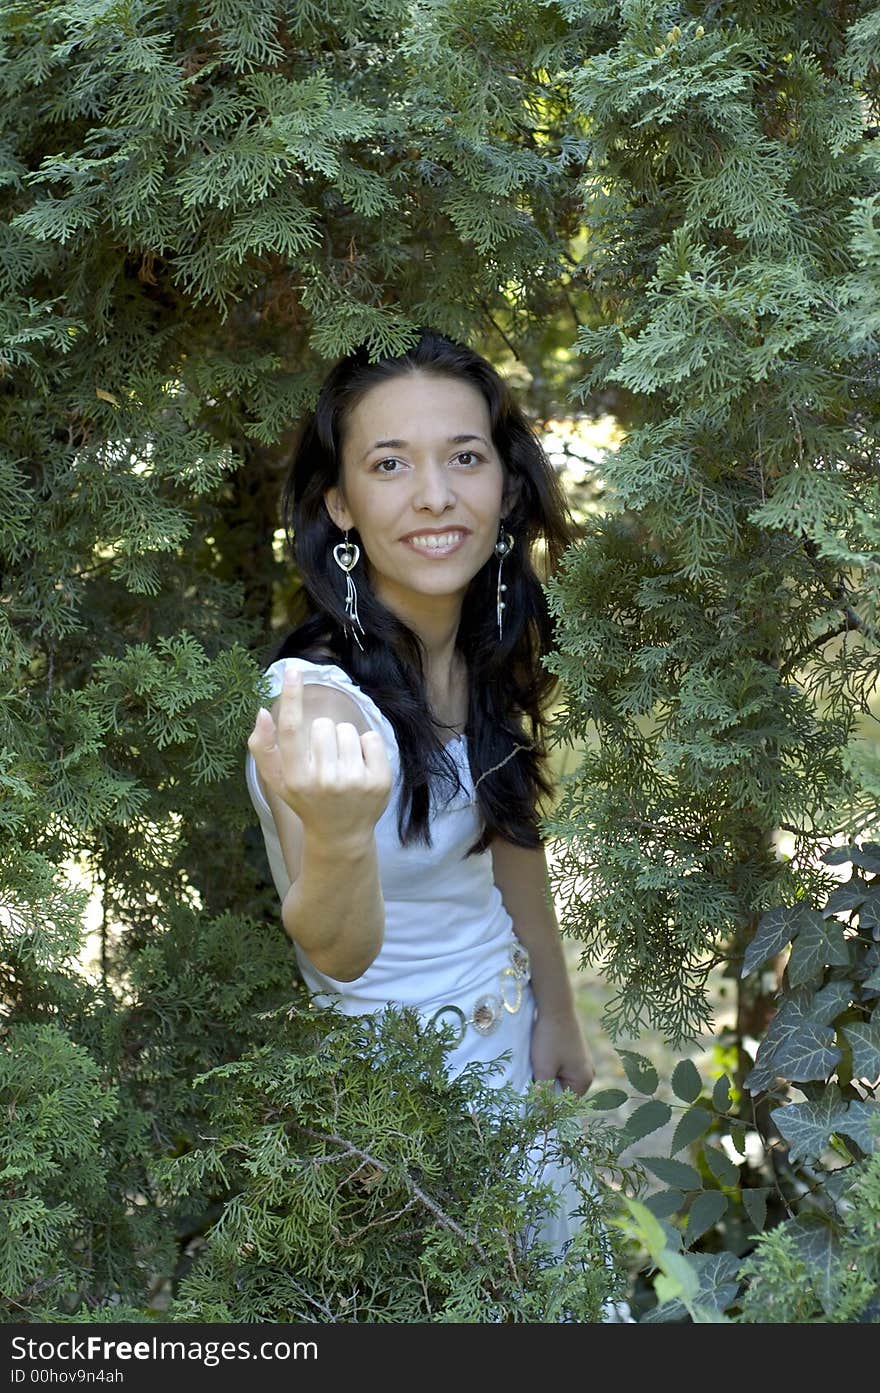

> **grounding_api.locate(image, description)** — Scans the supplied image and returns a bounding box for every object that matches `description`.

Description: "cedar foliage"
[542,0,880,1046]
[0,0,624,1322]
[2,0,879,1322]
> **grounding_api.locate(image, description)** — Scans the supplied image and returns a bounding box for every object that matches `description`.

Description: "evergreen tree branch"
[299,1126,490,1262]
[779,617,858,678]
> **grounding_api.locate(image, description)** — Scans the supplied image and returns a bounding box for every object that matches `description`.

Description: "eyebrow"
[360,433,490,462]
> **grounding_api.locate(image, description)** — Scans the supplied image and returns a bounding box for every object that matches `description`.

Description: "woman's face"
[324,370,510,620]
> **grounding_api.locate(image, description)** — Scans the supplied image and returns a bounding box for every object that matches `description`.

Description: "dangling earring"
[494,523,514,642]
[332,528,366,651]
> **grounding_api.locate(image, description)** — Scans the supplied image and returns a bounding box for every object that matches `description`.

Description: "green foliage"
[160,1003,634,1322]
[4,0,879,1326]
[0,0,629,1322]
[615,843,880,1323]
[0,1023,121,1314]
[544,0,880,1043]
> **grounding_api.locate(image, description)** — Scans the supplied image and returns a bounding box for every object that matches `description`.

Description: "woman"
[245,328,630,1316]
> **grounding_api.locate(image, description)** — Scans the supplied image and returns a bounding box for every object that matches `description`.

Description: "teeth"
[407,532,464,550]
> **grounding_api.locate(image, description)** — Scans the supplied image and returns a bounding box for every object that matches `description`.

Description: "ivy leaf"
[849,844,880,875]
[694,1251,741,1315]
[642,1188,684,1219]
[703,1145,740,1188]
[809,978,853,1022]
[773,1021,841,1082]
[741,1187,769,1234]
[861,965,880,996]
[859,886,880,930]
[587,1088,628,1110]
[835,1098,880,1153]
[745,998,810,1093]
[684,1190,728,1247]
[624,1099,672,1143]
[771,1082,849,1163]
[787,1213,843,1316]
[840,1018,880,1083]
[821,845,855,866]
[617,1049,658,1095]
[670,1106,714,1155]
[787,916,850,987]
[742,904,803,977]
[671,1058,702,1103]
[823,879,869,917]
[744,988,846,1094]
[641,1155,703,1190]
[712,1073,732,1111]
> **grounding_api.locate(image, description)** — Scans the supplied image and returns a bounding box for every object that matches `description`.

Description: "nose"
[413,461,456,513]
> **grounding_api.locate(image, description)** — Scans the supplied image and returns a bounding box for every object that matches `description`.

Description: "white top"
[244,656,522,1021]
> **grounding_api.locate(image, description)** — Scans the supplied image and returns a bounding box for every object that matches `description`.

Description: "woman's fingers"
[360,728,392,782]
[275,666,309,771]
[247,707,284,795]
[249,668,393,835]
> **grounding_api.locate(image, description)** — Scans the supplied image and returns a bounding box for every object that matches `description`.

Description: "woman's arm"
[249,672,391,981]
[489,834,594,1093]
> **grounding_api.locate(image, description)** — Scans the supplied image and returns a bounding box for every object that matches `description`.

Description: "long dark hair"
[275,328,576,854]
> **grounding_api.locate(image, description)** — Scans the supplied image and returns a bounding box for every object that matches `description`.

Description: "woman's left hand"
[530,1009,595,1095]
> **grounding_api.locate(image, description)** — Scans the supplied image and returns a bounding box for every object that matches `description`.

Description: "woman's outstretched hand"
[247,667,393,850]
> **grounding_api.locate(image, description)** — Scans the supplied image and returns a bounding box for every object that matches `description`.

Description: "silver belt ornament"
[427,943,531,1048]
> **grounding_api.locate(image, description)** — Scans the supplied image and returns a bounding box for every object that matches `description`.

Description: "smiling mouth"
[402,531,468,554]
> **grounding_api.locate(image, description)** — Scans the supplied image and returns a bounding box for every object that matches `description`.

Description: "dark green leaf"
[835,1098,880,1153]
[693,1252,740,1315]
[641,1155,702,1190]
[771,1082,850,1163]
[684,1190,728,1246]
[741,1187,768,1234]
[849,844,880,875]
[617,1049,658,1095]
[671,1058,702,1103]
[861,965,880,995]
[624,1099,672,1143]
[809,979,853,1023]
[787,1214,843,1316]
[840,1019,880,1082]
[642,1188,684,1220]
[787,916,850,987]
[742,904,803,977]
[670,1106,714,1155]
[823,880,869,916]
[821,846,855,866]
[729,1122,748,1156]
[586,1088,628,1111]
[745,995,817,1093]
[774,1021,841,1082]
[859,886,880,930]
[712,1073,732,1111]
[703,1145,740,1188]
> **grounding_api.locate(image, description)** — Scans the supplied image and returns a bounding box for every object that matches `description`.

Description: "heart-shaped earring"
[331,530,366,649]
[333,540,360,572]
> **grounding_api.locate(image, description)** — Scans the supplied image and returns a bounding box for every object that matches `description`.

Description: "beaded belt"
[426,943,531,1048]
